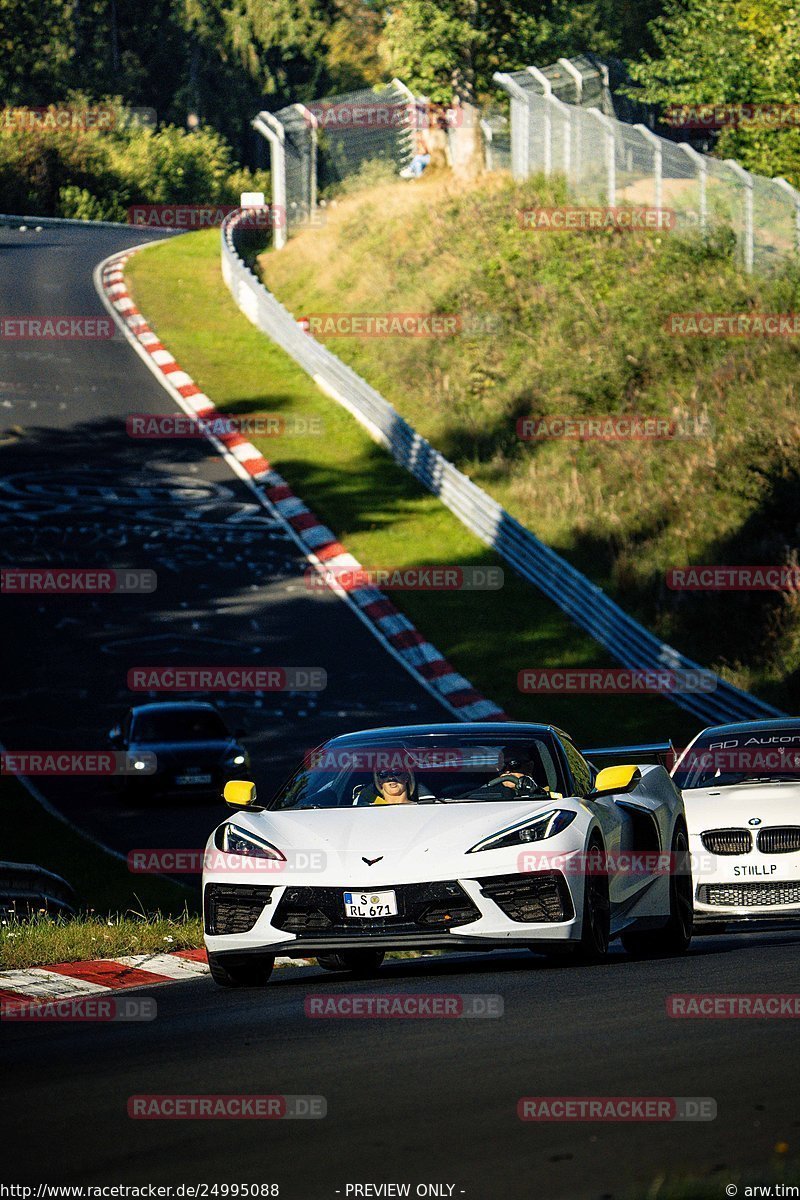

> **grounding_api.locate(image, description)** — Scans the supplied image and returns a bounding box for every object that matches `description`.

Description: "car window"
[132,710,229,742]
[269,733,567,810]
[561,739,594,797]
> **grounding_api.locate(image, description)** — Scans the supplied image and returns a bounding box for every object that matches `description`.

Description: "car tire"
[621,824,693,958]
[316,951,385,976]
[208,952,275,988]
[570,836,611,962]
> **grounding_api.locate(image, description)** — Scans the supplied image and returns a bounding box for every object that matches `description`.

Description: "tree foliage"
[626,0,800,184]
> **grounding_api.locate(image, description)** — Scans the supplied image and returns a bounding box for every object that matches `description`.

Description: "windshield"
[673,726,800,790]
[270,732,565,810]
[132,709,230,742]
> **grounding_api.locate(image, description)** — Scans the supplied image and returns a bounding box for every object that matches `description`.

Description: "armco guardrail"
[0,861,76,916]
[221,210,783,725]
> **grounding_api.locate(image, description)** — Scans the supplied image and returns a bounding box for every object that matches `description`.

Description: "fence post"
[557,57,583,104]
[292,103,318,219]
[588,108,616,204]
[545,93,572,177]
[390,77,419,172]
[252,111,287,250]
[633,123,662,210]
[724,159,754,273]
[480,118,494,171]
[677,142,707,236]
[527,66,552,176]
[493,72,531,179]
[773,176,800,254]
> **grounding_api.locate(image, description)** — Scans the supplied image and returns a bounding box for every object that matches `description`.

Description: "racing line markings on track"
[93,246,507,725]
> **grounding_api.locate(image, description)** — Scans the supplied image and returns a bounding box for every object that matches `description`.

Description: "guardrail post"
[588,108,616,204]
[252,111,287,250]
[633,123,662,210]
[678,142,707,235]
[773,176,800,254]
[724,159,754,273]
[493,72,532,179]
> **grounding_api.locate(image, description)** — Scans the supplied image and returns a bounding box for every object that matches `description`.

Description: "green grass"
[0,910,202,971]
[636,1152,797,1199]
[261,170,800,711]
[126,227,699,748]
[0,774,196,919]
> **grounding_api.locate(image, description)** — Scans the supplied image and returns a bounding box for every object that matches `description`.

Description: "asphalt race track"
[0,220,445,856]
[2,222,798,1200]
[4,934,799,1197]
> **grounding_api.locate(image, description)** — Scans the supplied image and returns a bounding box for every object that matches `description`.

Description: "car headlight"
[467,809,577,853]
[222,824,285,861]
[231,754,246,765]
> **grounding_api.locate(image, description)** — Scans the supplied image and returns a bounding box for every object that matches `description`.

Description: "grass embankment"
[260,171,800,710]
[126,227,697,748]
[0,775,200,968]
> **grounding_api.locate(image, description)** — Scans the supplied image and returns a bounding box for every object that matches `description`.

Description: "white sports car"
[670,717,800,927]
[202,723,692,986]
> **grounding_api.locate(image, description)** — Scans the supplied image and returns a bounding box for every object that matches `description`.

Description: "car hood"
[130,738,240,765]
[681,782,800,834]
[225,797,579,879]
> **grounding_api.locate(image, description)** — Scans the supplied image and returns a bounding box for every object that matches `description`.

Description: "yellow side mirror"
[223,779,259,808]
[592,764,642,797]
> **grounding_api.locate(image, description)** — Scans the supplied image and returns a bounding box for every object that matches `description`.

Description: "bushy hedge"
[0,96,270,220]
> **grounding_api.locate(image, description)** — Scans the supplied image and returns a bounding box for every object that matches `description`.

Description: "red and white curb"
[0,949,317,1011]
[96,249,507,722]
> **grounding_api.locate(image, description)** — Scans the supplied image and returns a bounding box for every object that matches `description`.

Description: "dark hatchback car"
[109,701,250,800]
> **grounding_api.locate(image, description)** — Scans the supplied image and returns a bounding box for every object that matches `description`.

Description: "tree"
[626,0,800,185]
[381,0,619,105]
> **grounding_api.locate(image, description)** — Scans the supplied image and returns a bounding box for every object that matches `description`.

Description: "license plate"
[175,773,212,785]
[343,890,398,918]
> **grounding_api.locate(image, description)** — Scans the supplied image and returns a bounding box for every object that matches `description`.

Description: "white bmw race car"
[202,722,692,987]
[670,717,800,927]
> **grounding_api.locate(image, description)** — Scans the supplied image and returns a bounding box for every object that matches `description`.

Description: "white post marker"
[678,143,708,235]
[724,158,755,273]
[251,111,287,250]
[588,108,616,205]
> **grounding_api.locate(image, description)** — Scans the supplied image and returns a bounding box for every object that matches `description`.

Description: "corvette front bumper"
[203,870,582,958]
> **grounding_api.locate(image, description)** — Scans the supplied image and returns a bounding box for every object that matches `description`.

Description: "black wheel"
[208,952,275,988]
[571,837,611,962]
[622,824,693,958]
[316,950,385,976]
